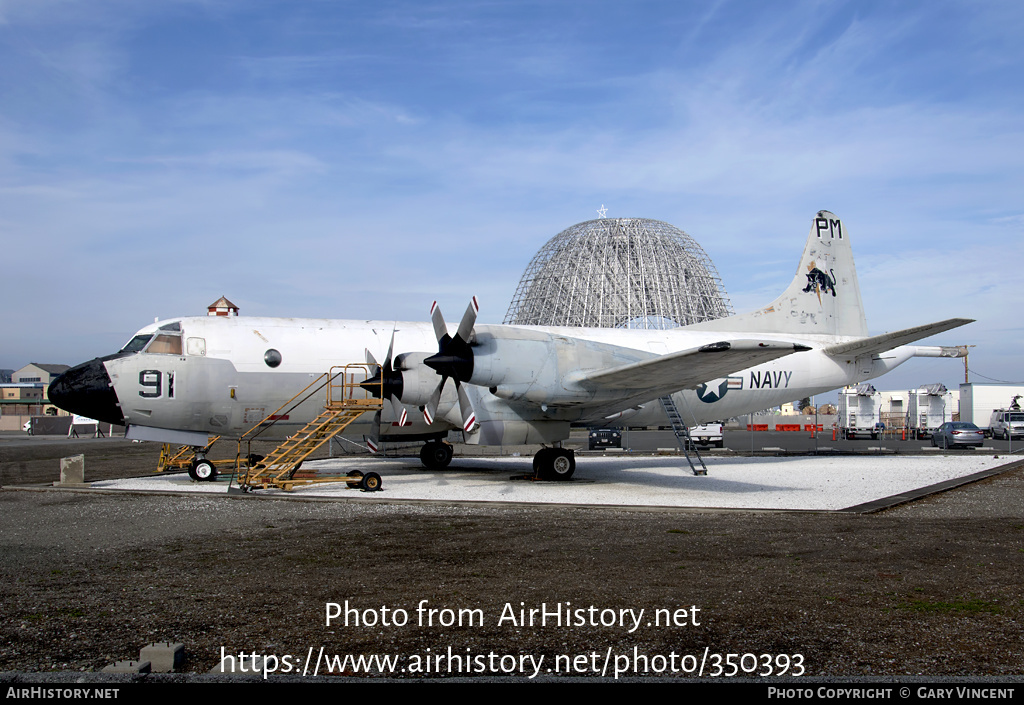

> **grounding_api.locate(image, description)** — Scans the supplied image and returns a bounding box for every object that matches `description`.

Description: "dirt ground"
[2,436,1023,680]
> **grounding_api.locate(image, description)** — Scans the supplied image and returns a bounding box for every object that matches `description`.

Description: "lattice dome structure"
[504,218,733,329]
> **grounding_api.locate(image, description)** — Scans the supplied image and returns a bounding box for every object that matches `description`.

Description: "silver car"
[931,422,984,449]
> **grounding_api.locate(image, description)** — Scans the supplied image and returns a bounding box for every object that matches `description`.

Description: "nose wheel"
[189,458,217,482]
[533,447,575,481]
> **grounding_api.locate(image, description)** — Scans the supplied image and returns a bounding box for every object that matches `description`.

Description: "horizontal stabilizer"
[823,318,973,358]
[579,340,810,391]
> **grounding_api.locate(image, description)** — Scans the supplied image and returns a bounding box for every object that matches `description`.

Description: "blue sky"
[2,0,1021,396]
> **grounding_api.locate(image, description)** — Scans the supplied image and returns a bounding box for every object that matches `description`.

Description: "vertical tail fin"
[687,211,868,338]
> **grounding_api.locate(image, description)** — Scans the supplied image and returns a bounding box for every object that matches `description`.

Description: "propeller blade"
[456,296,479,343]
[384,325,396,367]
[365,410,381,453]
[430,301,448,344]
[456,383,478,433]
[422,377,446,425]
[389,395,408,426]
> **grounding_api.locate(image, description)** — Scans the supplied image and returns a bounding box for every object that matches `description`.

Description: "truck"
[906,384,953,439]
[689,422,724,448]
[838,384,882,439]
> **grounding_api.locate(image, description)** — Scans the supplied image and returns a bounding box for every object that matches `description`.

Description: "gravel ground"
[2,436,1024,680]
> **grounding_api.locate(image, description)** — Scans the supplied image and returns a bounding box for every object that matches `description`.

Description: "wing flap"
[823,318,973,358]
[578,340,810,391]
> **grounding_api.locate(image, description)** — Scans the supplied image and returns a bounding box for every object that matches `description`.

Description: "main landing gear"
[533,447,575,481]
[420,441,454,469]
[416,441,575,481]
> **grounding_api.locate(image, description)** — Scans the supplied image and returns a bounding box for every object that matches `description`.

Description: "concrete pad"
[90,454,1013,511]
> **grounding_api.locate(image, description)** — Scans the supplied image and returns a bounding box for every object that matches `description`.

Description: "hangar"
[504,217,732,329]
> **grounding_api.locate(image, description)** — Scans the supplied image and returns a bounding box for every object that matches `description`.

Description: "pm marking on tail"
[815,217,843,239]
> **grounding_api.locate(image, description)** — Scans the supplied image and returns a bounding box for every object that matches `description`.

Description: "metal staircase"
[236,365,383,492]
[659,395,707,476]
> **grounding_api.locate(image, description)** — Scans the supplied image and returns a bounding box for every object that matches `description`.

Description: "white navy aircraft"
[49,211,970,480]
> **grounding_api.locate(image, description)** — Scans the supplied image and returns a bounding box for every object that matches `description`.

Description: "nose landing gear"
[189,457,217,482]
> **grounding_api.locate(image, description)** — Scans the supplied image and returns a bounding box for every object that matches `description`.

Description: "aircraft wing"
[577,340,811,391]
[822,318,973,358]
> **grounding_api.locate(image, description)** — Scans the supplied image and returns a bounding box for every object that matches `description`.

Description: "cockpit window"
[145,334,183,355]
[120,335,153,353]
[159,322,182,332]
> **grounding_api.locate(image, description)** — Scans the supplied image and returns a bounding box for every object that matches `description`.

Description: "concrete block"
[102,660,151,673]
[140,642,184,673]
[55,455,90,487]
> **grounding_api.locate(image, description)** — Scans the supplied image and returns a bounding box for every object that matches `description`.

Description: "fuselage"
[49,313,901,445]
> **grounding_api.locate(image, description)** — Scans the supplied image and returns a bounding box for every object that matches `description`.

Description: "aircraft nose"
[48,359,125,426]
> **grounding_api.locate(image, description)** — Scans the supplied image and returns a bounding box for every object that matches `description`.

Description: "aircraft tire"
[537,448,574,481]
[191,459,217,482]
[360,472,382,492]
[346,470,364,489]
[420,442,453,470]
[532,448,547,474]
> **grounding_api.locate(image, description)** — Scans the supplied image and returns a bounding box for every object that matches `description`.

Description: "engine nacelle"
[468,327,648,404]
[393,352,444,406]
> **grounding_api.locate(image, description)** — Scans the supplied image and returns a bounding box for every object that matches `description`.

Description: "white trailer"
[838,384,882,439]
[959,383,1024,434]
[906,384,953,439]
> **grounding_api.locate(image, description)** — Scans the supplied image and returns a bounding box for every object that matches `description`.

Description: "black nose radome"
[48,358,125,426]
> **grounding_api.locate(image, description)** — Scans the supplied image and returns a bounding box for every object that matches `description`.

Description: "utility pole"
[960,345,976,384]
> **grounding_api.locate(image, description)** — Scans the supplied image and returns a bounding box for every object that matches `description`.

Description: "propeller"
[361,327,410,452]
[422,297,479,433]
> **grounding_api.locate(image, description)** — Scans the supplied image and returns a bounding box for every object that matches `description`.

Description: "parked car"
[989,409,1024,440]
[588,428,622,450]
[931,422,984,449]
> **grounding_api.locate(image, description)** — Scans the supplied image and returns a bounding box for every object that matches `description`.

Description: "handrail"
[239,372,332,443]
[328,364,382,408]
[234,364,383,480]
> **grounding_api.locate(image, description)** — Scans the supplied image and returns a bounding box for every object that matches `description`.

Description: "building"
[12,363,70,385]
[0,364,70,428]
[505,217,732,328]
[207,296,239,317]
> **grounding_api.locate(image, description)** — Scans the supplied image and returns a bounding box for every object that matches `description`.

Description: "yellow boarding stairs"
[234,364,383,492]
